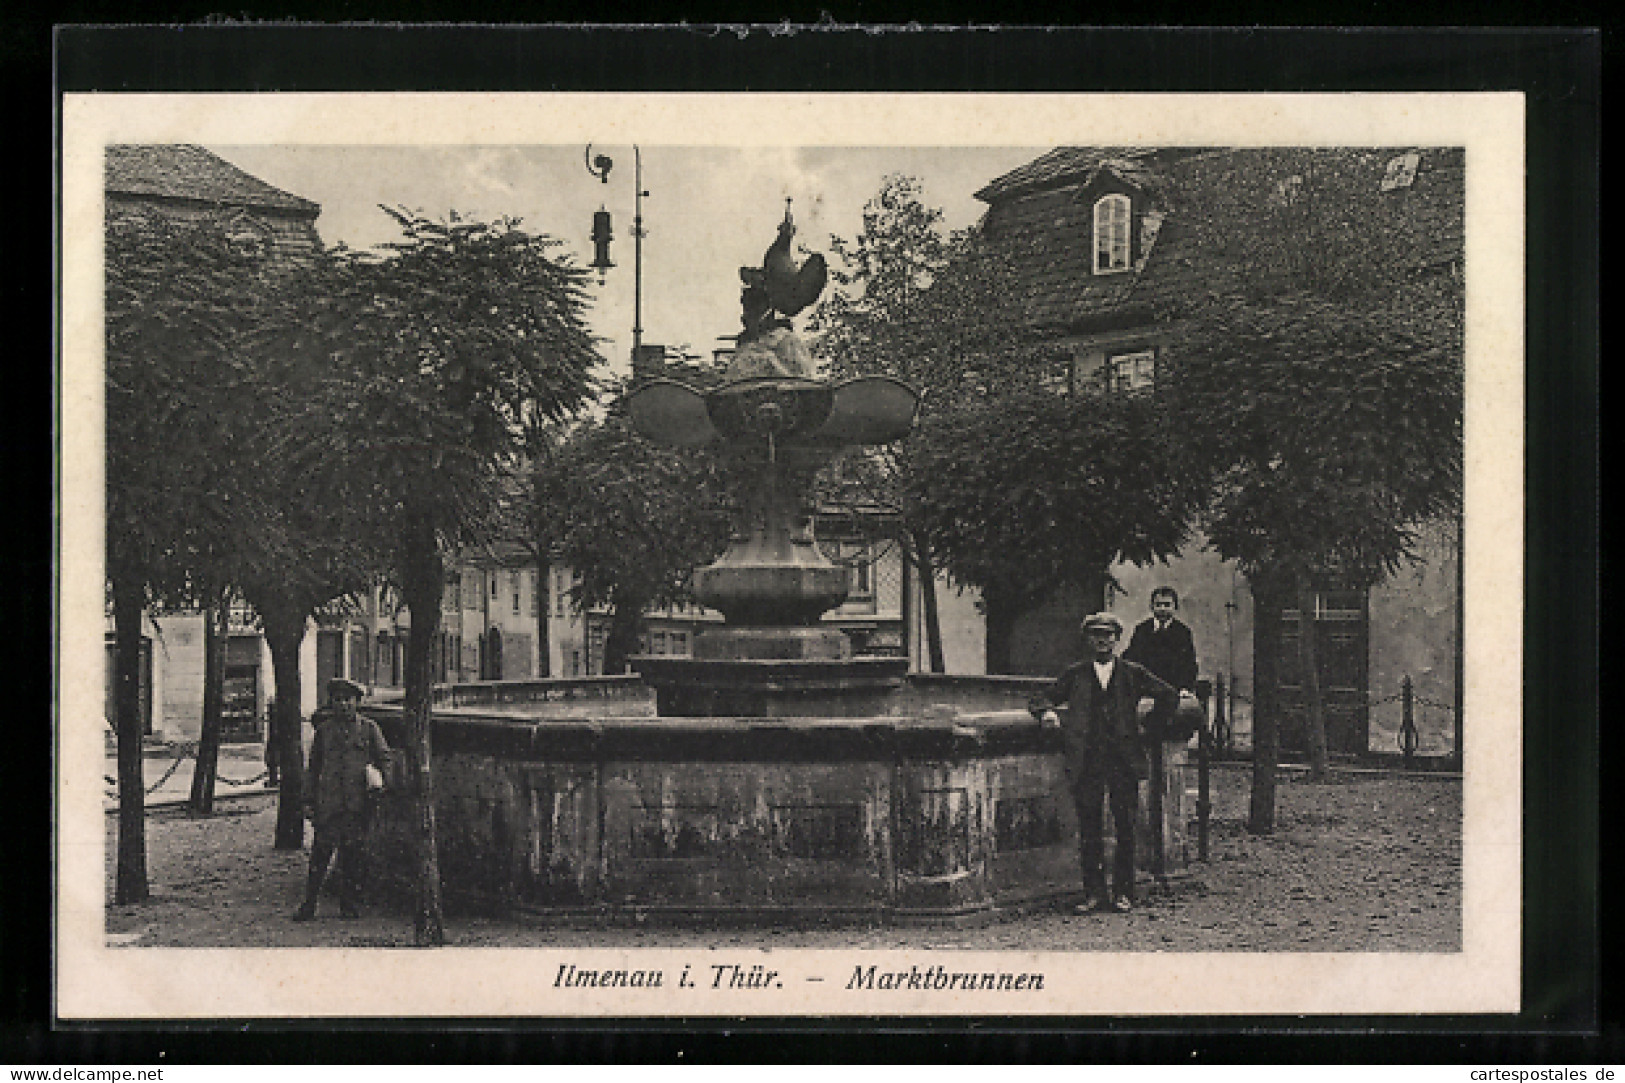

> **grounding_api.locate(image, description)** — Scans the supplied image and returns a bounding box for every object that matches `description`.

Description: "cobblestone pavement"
[105,764,1460,951]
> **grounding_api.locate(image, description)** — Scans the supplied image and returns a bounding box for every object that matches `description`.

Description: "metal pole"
[632,146,645,366]
[1198,687,1211,862]
[1225,585,1238,755]
[1148,739,1166,881]
[1400,674,1417,761]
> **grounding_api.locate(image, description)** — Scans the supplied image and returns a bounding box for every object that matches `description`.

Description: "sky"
[210,145,1047,377]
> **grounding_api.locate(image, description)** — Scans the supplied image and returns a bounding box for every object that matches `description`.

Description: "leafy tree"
[810,174,955,378]
[909,383,1210,674]
[104,207,277,901]
[1166,290,1462,822]
[278,209,600,944]
[1159,148,1464,823]
[531,396,732,675]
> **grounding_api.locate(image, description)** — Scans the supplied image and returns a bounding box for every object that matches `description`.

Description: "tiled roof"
[979,156,1168,330]
[979,146,1464,333]
[974,147,1164,203]
[105,144,320,216]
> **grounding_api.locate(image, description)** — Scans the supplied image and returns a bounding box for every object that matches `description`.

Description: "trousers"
[304,816,368,909]
[1070,762,1139,900]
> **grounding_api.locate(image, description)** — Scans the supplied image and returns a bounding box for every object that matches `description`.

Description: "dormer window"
[1093,193,1131,275]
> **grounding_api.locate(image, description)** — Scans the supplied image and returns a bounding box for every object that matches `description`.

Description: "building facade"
[960,146,1464,755]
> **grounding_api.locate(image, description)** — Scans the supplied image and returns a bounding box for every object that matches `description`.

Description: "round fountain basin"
[361,675,1201,923]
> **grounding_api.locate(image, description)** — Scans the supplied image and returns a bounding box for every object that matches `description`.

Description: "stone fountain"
[361,206,1195,921]
[623,357,917,716]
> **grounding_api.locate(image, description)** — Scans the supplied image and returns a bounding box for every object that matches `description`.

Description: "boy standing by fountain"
[293,677,390,921]
[1123,587,1200,699]
[1031,612,1178,914]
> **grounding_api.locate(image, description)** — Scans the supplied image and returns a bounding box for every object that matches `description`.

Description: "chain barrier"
[105,740,273,800]
[1205,688,1426,709]
[1199,674,1457,760]
[104,740,196,796]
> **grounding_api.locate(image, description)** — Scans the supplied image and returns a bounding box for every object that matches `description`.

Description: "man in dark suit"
[1123,586,1200,697]
[1031,612,1177,913]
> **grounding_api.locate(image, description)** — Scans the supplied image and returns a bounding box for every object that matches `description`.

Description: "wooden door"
[1270,588,1370,755]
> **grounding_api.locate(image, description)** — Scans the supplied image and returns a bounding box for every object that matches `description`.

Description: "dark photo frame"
[38,24,1600,1063]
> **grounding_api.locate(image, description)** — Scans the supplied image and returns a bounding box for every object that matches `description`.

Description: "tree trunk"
[110,570,148,905]
[535,559,551,678]
[982,585,1021,676]
[1295,570,1331,780]
[187,602,228,814]
[915,542,946,675]
[261,604,309,851]
[401,512,446,947]
[602,596,645,677]
[1248,572,1283,835]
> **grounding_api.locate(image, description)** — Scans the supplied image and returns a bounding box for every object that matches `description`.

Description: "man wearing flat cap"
[294,677,390,921]
[1031,611,1178,913]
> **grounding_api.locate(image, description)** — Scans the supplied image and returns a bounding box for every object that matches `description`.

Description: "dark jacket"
[307,709,390,831]
[1123,616,1199,693]
[1030,656,1178,780]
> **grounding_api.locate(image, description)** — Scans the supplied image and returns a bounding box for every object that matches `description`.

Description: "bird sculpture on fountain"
[738,200,828,346]
[624,193,915,455]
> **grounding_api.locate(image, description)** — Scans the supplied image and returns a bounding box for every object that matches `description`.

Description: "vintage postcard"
[58,91,1523,1018]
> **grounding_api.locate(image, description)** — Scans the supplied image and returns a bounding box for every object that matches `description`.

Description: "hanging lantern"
[590,208,615,280]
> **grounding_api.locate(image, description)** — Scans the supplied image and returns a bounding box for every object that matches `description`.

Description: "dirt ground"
[105,763,1460,951]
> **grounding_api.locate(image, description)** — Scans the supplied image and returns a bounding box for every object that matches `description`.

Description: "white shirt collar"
[1093,657,1116,686]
